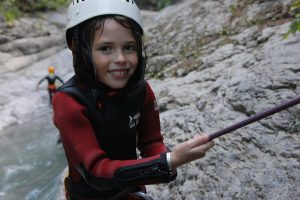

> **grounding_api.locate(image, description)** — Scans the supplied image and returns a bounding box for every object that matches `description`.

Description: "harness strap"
[109,187,152,200]
[132,191,153,200]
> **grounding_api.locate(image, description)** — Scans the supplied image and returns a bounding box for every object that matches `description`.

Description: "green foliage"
[229,4,238,16]
[220,27,231,36]
[0,0,21,23]
[0,0,68,24]
[284,0,300,38]
[30,0,68,11]
[157,0,173,10]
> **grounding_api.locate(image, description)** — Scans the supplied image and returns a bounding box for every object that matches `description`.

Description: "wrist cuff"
[166,152,172,172]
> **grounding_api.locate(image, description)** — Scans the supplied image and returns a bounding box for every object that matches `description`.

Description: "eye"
[124,44,137,53]
[98,46,113,54]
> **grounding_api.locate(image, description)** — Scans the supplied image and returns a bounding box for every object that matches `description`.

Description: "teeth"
[110,70,127,77]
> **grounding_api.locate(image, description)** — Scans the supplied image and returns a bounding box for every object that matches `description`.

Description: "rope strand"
[208,95,300,141]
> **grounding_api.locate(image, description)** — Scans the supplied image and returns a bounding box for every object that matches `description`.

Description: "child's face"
[92,18,138,89]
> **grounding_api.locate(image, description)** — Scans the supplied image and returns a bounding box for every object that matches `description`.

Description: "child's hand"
[170,134,214,170]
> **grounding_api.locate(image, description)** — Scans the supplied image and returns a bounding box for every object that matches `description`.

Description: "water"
[0,106,67,200]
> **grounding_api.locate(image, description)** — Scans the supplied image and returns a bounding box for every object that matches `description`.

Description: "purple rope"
[208,95,300,141]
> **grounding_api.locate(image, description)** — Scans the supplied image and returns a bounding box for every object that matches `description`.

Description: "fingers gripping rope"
[208,96,300,141]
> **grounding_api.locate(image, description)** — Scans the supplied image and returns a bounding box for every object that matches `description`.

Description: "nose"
[114,49,126,64]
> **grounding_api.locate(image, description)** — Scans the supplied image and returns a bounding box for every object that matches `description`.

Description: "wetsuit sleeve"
[137,82,168,157]
[56,76,64,84]
[53,92,175,192]
[37,76,47,86]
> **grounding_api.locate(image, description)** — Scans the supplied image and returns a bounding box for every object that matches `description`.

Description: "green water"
[0,106,67,200]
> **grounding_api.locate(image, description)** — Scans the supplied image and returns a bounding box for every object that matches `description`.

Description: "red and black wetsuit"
[52,76,175,200]
[38,74,64,104]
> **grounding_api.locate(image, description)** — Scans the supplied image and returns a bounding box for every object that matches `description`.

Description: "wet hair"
[66,15,146,89]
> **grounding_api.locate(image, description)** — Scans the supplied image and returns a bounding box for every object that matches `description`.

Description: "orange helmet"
[48,66,55,73]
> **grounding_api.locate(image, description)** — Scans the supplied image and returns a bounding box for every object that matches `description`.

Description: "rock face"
[0,0,299,199]
[143,0,300,199]
[136,0,183,10]
[0,11,66,71]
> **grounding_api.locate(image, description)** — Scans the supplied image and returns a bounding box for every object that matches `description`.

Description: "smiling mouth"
[109,69,129,79]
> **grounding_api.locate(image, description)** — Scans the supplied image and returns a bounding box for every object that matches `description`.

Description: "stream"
[0,104,67,200]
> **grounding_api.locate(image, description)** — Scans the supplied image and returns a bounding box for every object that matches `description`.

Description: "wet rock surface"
[0,0,299,199]
[144,1,300,199]
[0,9,72,130]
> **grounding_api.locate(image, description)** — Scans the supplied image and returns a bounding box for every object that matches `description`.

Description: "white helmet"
[66,0,143,30]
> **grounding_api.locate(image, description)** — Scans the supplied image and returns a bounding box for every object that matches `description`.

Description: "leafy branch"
[0,0,68,25]
[284,0,300,38]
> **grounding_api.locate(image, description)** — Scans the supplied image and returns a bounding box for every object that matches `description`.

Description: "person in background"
[36,66,64,105]
[52,0,215,199]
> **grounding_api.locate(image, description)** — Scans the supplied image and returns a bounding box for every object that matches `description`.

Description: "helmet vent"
[71,0,135,5]
[72,0,86,5]
[126,0,135,4]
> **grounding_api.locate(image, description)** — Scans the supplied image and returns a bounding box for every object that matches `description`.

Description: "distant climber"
[36,66,64,105]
